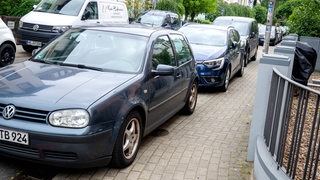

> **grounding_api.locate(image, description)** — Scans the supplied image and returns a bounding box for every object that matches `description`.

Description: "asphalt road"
[0,45,275,180]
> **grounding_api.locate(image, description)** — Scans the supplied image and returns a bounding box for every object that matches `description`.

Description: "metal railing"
[264,68,320,180]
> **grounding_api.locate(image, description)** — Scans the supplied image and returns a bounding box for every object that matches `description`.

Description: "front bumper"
[17,28,60,46]
[196,64,226,87]
[0,124,114,168]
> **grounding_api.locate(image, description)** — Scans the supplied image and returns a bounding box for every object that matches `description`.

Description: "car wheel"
[22,45,37,53]
[111,111,142,168]
[244,51,249,67]
[0,43,15,67]
[182,80,198,115]
[236,57,244,77]
[251,46,258,61]
[220,66,230,92]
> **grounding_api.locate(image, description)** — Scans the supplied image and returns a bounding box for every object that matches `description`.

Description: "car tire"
[111,111,142,168]
[236,57,244,77]
[220,66,230,92]
[251,46,258,61]
[182,80,198,115]
[22,45,37,53]
[244,50,249,67]
[0,43,15,67]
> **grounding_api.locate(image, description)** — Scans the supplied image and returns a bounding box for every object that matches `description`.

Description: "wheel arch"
[0,41,16,52]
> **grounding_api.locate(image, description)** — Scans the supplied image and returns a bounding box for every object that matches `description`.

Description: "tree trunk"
[190,12,195,21]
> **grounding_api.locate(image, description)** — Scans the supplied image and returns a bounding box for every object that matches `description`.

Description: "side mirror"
[230,41,238,49]
[32,48,41,56]
[81,11,91,20]
[152,64,174,76]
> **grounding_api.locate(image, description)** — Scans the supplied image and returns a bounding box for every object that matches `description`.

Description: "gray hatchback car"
[213,16,259,66]
[0,25,198,168]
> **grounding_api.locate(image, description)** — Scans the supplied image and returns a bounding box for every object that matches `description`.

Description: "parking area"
[1,46,271,179]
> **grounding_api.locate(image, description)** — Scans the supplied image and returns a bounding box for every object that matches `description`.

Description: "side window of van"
[85,2,99,19]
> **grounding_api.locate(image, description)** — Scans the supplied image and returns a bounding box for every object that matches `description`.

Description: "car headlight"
[52,26,71,33]
[19,21,23,28]
[49,109,89,128]
[203,57,224,69]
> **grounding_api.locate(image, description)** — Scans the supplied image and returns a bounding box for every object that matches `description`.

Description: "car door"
[146,35,182,131]
[249,21,259,57]
[79,1,100,25]
[228,29,241,75]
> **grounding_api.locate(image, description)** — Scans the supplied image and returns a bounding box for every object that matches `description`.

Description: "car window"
[34,0,85,16]
[231,29,240,42]
[214,20,249,36]
[170,34,192,65]
[179,27,227,46]
[151,36,175,69]
[84,1,98,19]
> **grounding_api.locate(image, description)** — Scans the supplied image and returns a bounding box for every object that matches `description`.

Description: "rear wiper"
[60,63,104,71]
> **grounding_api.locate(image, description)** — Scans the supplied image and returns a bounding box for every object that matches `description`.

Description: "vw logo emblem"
[2,105,16,120]
[33,24,39,31]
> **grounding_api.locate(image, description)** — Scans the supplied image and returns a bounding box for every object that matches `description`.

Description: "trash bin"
[292,41,317,85]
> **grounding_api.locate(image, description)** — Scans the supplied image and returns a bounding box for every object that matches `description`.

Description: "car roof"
[181,23,232,31]
[143,10,179,18]
[80,24,179,37]
[214,16,256,23]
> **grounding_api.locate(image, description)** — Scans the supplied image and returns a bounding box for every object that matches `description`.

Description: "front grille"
[0,141,78,161]
[20,31,53,43]
[22,22,53,32]
[44,150,77,160]
[0,103,49,123]
[0,141,38,158]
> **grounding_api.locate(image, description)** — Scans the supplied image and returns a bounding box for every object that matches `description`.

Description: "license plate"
[0,128,29,145]
[26,40,42,47]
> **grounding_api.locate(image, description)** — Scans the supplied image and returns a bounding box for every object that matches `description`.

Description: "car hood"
[21,11,77,26]
[0,61,136,110]
[190,44,227,62]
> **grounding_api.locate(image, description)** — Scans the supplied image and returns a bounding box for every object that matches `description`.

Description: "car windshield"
[136,14,164,27]
[214,20,249,36]
[34,0,85,16]
[33,29,148,73]
[179,27,227,46]
[259,25,276,34]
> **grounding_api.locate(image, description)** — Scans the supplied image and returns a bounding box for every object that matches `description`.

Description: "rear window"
[213,19,250,36]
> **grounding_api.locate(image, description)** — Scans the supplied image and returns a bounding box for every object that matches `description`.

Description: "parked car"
[18,0,129,53]
[0,25,198,168]
[0,18,16,67]
[213,16,259,67]
[179,24,244,91]
[258,24,279,46]
[133,10,181,30]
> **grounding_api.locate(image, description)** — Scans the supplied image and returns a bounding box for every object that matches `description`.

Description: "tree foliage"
[287,0,320,37]
[253,4,267,24]
[183,0,217,21]
[155,0,185,17]
[0,0,40,16]
[206,1,255,22]
[275,0,301,23]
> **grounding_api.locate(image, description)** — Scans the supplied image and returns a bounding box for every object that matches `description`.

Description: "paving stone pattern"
[52,48,263,180]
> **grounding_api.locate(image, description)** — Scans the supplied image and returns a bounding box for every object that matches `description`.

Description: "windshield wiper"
[60,63,104,71]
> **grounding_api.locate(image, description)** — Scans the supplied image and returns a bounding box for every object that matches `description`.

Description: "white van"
[18,0,129,52]
[0,18,16,66]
